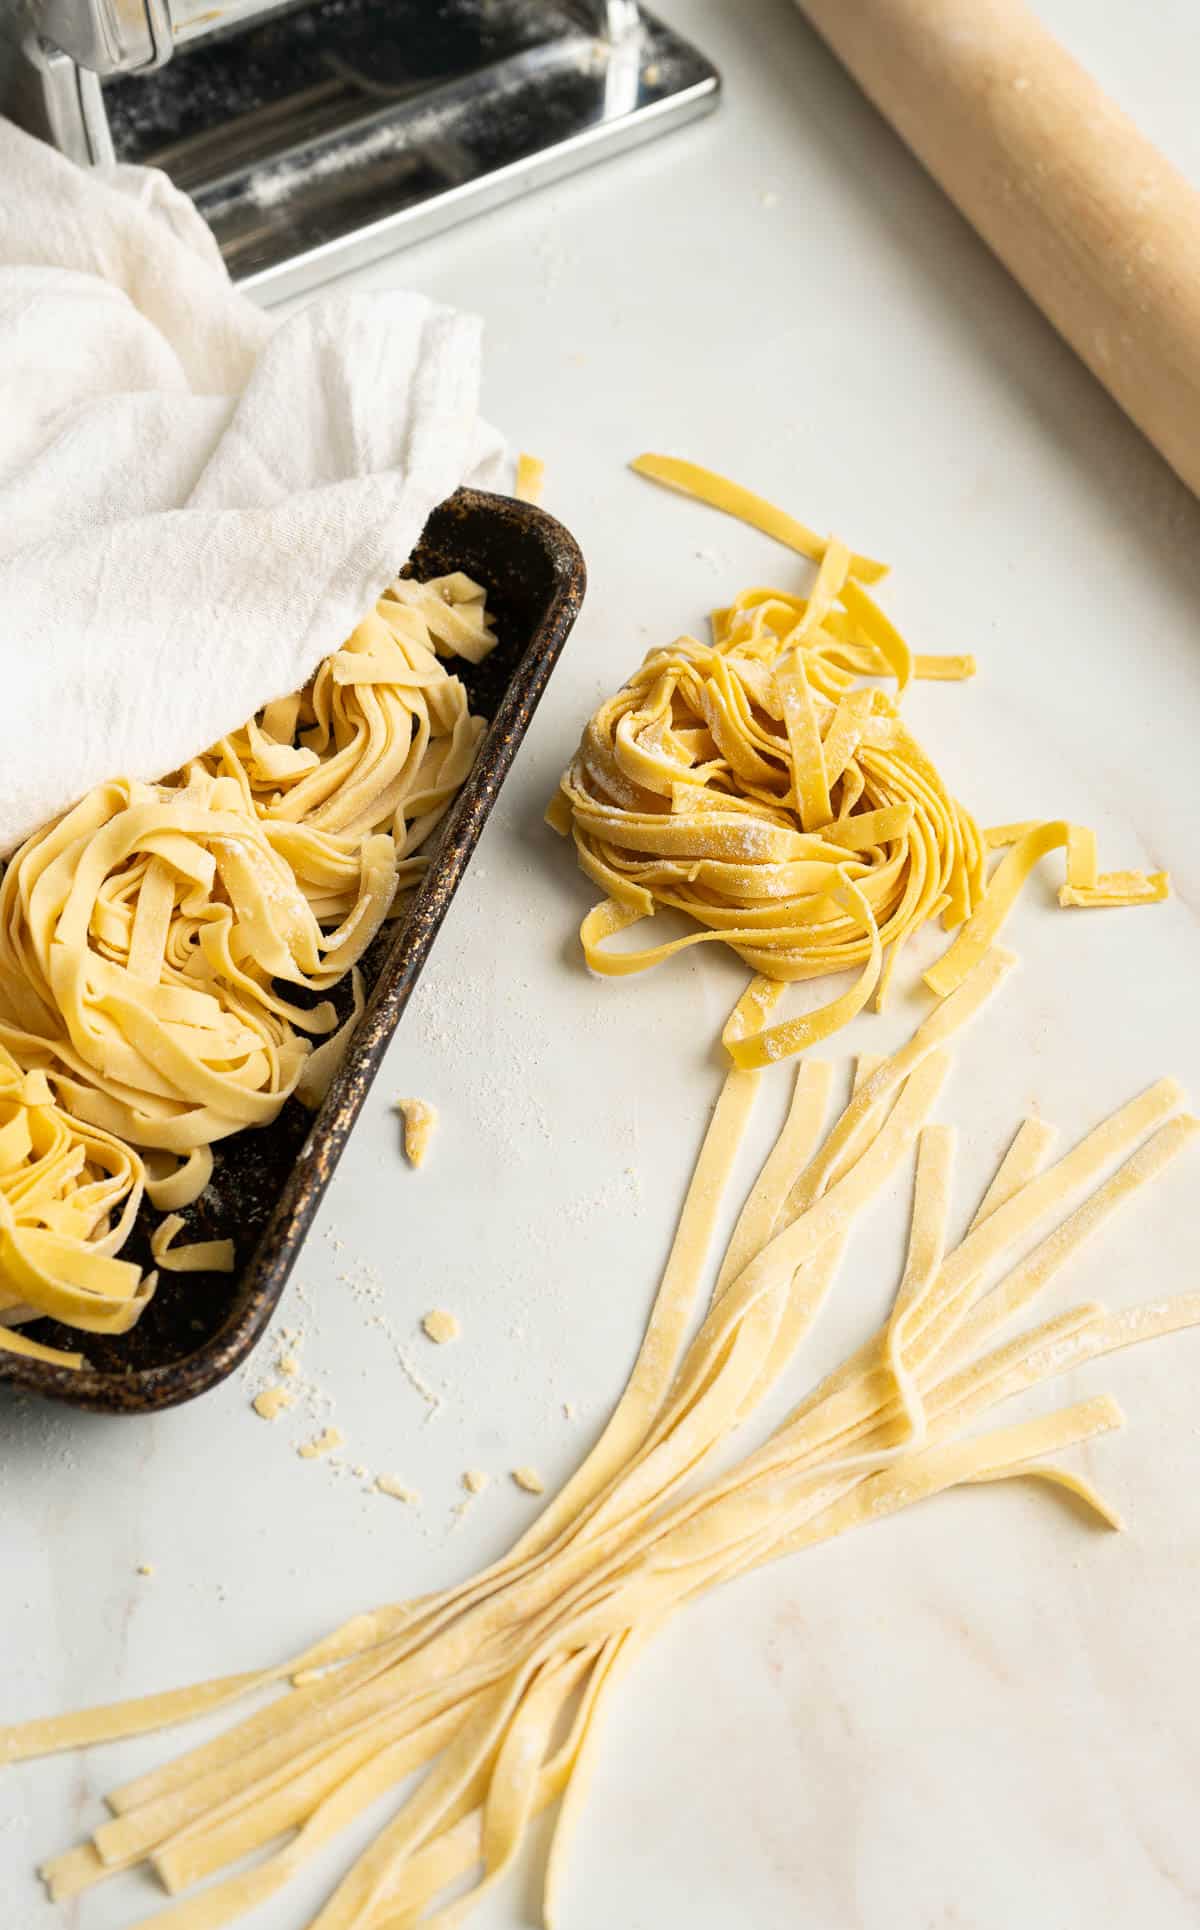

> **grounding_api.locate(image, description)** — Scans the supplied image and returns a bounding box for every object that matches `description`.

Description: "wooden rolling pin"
[797,0,1200,497]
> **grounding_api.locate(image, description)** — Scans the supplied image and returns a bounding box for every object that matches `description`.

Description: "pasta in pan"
[0,1037,144,1364]
[0,574,496,1359]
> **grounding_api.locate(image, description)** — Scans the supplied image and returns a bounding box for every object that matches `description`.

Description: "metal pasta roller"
[0,0,719,301]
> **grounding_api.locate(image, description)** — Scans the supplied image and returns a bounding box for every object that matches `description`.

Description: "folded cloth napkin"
[0,119,505,856]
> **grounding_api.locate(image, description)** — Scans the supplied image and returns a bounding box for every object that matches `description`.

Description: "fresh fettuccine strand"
[629,454,888,582]
[0,1038,147,1337]
[10,953,1200,1930]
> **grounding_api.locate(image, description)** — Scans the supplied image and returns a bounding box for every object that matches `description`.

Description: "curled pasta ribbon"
[143,1147,214,1214]
[0,1038,146,1345]
[0,577,495,1355]
[721,875,882,1072]
[11,953,1200,1930]
[924,821,1169,999]
[554,464,1168,1063]
[150,1216,235,1276]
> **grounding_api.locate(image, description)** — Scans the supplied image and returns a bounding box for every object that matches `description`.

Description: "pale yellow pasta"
[0,578,495,1358]
[551,462,1168,1065]
[0,1037,148,1339]
[150,1216,235,1276]
[514,453,545,505]
[8,951,1198,1930]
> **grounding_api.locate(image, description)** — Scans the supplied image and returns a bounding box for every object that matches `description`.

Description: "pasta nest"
[553,537,1164,1075]
[556,582,982,1004]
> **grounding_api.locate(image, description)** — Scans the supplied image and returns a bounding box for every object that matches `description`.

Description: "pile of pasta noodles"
[0,573,496,1365]
[550,457,1168,1070]
[6,948,1199,1929]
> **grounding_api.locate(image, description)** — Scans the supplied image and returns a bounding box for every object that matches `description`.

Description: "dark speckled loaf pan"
[0,489,585,1413]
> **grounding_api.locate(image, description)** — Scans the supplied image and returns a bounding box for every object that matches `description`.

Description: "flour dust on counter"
[238,1254,459,1500]
[323,1239,446,1418]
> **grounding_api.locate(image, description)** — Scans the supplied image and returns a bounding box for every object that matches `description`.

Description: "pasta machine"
[0,0,719,300]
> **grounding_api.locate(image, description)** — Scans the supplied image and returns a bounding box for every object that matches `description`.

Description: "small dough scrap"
[397,1098,438,1169]
[252,1386,292,1421]
[515,453,545,505]
[511,1466,545,1495]
[150,1214,235,1275]
[376,1474,419,1504]
[0,573,496,1354]
[462,1469,489,1495]
[278,1354,300,1377]
[298,1427,343,1461]
[422,1309,460,1345]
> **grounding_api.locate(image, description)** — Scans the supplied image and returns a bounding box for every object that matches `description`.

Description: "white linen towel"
[0,119,505,856]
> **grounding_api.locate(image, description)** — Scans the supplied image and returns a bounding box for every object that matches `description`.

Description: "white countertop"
[6,3,1200,1926]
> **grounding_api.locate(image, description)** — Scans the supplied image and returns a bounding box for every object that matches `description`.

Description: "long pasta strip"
[629,455,887,581]
[9,981,1200,1930]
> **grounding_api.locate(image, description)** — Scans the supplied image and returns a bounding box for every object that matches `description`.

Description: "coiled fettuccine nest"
[552,460,1167,1069]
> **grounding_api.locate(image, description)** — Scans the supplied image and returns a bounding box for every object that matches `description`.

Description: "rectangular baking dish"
[0,488,585,1413]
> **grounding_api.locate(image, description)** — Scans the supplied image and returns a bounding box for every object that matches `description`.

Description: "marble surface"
[5,2,1200,1925]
